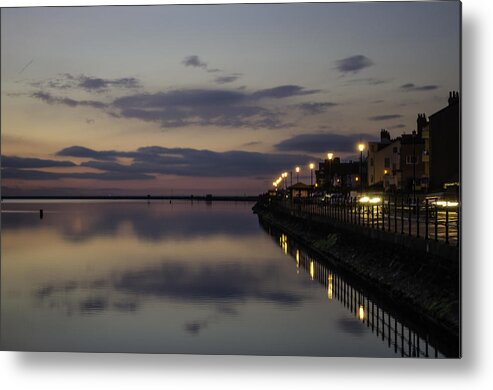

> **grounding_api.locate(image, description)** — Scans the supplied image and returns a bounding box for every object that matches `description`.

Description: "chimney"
[380,129,391,144]
[417,113,427,137]
[448,91,460,106]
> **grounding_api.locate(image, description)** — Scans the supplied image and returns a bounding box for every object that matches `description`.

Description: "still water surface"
[1,200,444,356]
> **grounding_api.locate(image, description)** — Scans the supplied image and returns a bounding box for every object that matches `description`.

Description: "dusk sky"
[1,2,460,196]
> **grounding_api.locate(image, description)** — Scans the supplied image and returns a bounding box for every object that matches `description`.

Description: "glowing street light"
[282,172,288,190]
[358,305,365,321]
[295,166,300,183]
[327,152,334,189]
[357,143,365,192]
[309,163,315,186]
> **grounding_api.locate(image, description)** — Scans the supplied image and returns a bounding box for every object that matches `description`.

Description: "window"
[406,155,417,165]
[384,157,390,168]
[370,158,374,167]
[393,147,398,153]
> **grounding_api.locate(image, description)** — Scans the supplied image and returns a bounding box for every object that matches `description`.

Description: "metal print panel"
[0,1,461,357]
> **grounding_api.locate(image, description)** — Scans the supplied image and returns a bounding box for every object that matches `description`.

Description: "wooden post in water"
[39,209,43,219]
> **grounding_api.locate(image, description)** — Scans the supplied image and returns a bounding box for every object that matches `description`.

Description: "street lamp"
[412,130,417,204]
[309,163,315,186]
[282,172,288,190]
[295,166,300,183]
[327,153,334,189]
[358,143,365,193]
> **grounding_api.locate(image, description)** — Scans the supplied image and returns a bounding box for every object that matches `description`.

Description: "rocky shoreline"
[253,202,460,355]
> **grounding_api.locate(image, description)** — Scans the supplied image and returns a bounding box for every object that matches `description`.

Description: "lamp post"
[358,143,365,193]
[412,130,417,204]
[282,172,288,190]
[295,166,300,183]
[309,163,315,186]
[327,152,333,190]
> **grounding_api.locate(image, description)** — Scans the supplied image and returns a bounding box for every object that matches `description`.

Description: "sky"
[0,1,461,196]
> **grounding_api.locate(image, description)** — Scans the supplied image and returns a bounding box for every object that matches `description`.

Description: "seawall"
[253,201,460,353]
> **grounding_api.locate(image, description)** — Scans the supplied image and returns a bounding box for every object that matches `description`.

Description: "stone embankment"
[253,201,460,345]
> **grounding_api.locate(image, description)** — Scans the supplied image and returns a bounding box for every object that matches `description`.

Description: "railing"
[269,195,459,246]
[266,228,450,357]
[291,242,446,357]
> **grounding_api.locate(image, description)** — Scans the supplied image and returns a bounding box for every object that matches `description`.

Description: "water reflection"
[1,200,259,241]
[33,262,306,317]
[260,221,451,358]
[1,200,454,356]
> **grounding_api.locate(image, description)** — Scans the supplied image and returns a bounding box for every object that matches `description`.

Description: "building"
[315,157,362,192]
[422,91,460,191]
[367,129,401,191]
[288,182,312,198]
[399,131,425,193]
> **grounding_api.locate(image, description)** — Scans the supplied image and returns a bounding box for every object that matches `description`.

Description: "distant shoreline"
[1,195,259,201]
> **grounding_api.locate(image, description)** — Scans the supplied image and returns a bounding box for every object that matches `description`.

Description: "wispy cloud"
[32,91,107,109]
[182,55,208,69]
[30,73,141,92]
[298,102,337,115]
[368,114,403,121]
[275,132,377,154]
[335,55,373,74]
[2,168,154,181]
[399,83,439,92]
[342,77,390,86]
[251,85,320,99]
[214,74,241,84]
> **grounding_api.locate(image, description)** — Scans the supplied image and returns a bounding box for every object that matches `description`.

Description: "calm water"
[1,200,445,356]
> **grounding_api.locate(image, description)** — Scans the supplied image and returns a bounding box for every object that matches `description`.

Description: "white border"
[2,0,492,389]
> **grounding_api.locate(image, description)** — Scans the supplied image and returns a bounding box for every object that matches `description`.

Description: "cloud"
[78,75,140,91]
[399,83,439,91]
[112,86,315,128]
[251,85,319,99]
[368,114,403,121]
[32,91,107,109]
[29,84,318,129]
[214,75,241,84]
[343,78,389,86]
[2,156,76,169]
[298,102,337,114]
[30,73,141,92]
[54,145,316,178]
[56,146,132,161]
[335,55,373,74]
[2,168,154,181]
[275,132,377,154]
[182,55,208,68]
